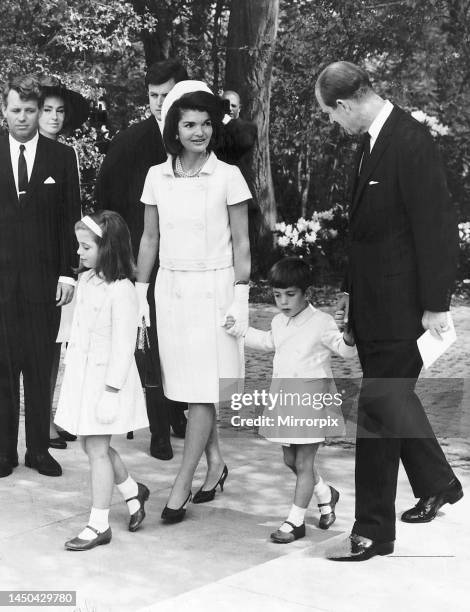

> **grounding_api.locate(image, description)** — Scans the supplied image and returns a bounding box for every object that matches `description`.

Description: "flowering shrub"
[411,110,450,137]
[274,205,349,279]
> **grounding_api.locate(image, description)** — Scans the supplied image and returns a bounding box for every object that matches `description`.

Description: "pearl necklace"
[175,152,208,178]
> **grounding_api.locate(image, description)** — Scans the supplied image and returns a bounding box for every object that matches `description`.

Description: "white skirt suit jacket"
[55,270,148,435]
[244,305,358,443]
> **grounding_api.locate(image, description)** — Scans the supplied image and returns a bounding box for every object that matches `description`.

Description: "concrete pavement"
[1,424,468,612]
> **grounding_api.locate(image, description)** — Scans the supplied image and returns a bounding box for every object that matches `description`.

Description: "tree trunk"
[130,0,172,66]
[225,0,279,234]
[211,0,225,91]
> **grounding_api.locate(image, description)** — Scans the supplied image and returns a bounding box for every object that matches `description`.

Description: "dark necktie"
[359,132,371,176]
[18,144,28,199]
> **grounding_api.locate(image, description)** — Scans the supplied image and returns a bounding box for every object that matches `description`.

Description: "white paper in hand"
[417,314,456,369]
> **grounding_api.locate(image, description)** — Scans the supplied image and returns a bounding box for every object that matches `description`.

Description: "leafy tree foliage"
[271,0,470,225]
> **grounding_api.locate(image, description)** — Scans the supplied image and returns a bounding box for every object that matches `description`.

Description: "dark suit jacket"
[346,106,457,341]
[94,116,166,256]
[0,134,81,304]
[217,117,257,166]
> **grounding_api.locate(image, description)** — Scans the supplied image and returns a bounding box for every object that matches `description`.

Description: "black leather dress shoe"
[57,429,77,442]
[49,437,67,450]
[401,478,463,523]
[127,483,150,532]
[169,410,187,439]
[150,435,173,461]
[318,486,340,530]
[270,521,305,544]
[0,456,13,478]
[327,534,394,561]
[65,526,112,551]
[25,451,62,476]
[161,492,192,523]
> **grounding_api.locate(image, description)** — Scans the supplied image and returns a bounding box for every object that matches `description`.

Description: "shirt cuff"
[59,276,76,286]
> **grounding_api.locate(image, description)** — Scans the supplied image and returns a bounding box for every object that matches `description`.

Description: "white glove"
[96,390,119,425]
[135,282,150,327]
[223,284,249,338]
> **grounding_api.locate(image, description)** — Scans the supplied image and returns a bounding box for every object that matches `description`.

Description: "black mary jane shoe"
[193,465,228,504]
[270,521,306,544]
[57,429,77,442]
[49,437,67,450]
[65,525,112,551]
[401,478,463,523]
[127,483,150,532]
[161,492,192,524]
[318,486,340,530]
[327,534,394,562]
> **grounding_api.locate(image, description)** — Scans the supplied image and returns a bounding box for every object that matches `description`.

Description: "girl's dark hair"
[74,210,136,282]
[268,257,313,292]
[163,90,225,156]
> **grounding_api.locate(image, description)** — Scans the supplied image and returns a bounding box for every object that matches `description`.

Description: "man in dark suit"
[315,61,463,561]
[95,59,189,461]
[0,75,80,477]
[220,90,257,167]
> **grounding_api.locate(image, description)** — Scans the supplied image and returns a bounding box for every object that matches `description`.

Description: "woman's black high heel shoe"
[161,491,192,523]
[193,465,228,504]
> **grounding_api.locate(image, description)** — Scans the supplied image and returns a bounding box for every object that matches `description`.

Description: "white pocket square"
[44,176,56,184]
[368,180,379,185]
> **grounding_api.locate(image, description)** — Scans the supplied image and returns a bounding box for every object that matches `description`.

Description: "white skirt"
[155,266,243,403]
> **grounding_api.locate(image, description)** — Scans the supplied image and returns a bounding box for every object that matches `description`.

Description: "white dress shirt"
[368,99,394,150]
[9,132,39,195]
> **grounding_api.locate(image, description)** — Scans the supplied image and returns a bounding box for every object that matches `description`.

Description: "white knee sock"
[314,477,332,514]
[279,504,306,532]
[117,476,140,514]
[78,507,110,540]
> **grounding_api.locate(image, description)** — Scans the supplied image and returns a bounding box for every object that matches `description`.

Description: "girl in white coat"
[226,257,357,544]
[55,211,150,551]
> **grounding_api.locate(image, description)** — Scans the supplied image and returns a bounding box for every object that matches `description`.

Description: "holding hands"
[335,293,355,346]
[223,284,249,338]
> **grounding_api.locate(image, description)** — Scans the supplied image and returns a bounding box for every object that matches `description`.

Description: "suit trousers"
[353,339,455,542]
[0,285,60,455]
[145,274,186,442]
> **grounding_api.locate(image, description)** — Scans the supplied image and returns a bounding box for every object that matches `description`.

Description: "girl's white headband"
[81,215,103,238]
